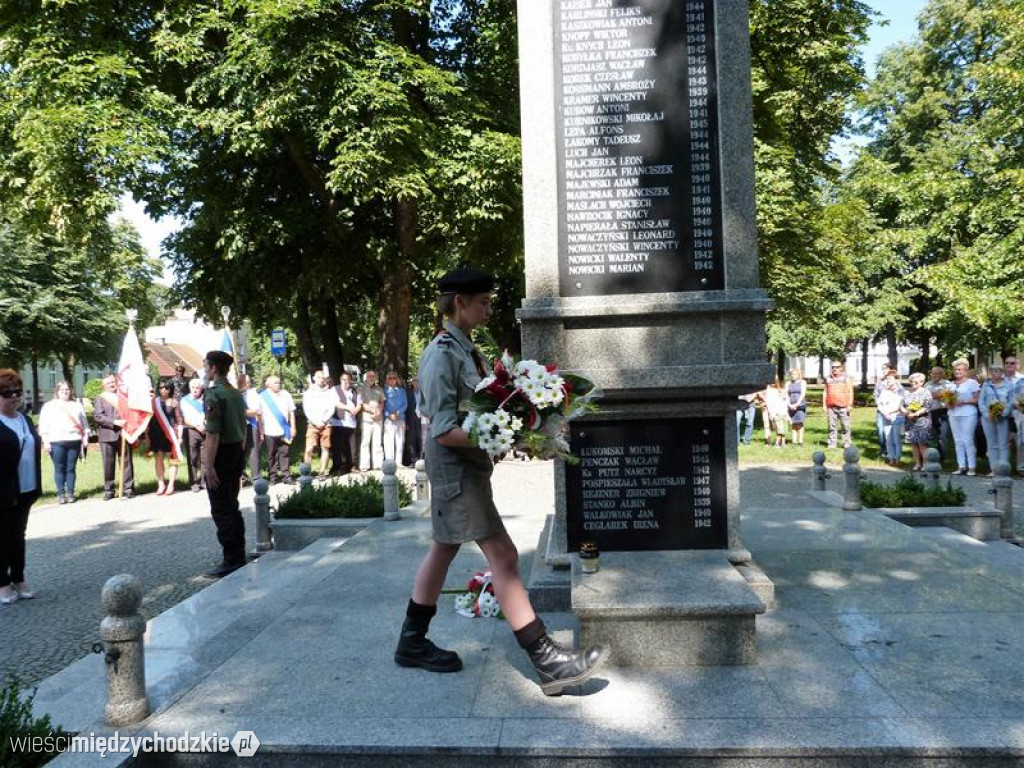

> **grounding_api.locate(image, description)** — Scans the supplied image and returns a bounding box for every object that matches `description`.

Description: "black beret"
[205,350,234,368]
[438,267,494,295]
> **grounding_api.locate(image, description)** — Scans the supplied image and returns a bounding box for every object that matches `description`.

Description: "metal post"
[811,451,829,491]
[992,462,1015,540]
[100,574,150,726]
[842,445,862,511]
[253,478,273,552]
[383,459,400,520]
[415,459,430,501]
[922,447,943,490]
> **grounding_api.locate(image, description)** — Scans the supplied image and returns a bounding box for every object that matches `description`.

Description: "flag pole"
[119,307,139,500]
[119,437,126,499]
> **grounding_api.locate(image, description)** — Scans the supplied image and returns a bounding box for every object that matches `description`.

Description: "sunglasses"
[0,389,23,398]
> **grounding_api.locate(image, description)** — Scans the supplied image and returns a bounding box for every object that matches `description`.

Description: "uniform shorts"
[427,441,506,544]
[304,424,332,453]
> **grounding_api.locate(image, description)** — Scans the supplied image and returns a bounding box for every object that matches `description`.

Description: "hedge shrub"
[861,475,967,508]
[0,675,64,768]
[275,476,413,519]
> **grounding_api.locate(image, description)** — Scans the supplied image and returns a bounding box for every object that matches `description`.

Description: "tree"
[0,0,522,379]
[146,0,522,377]
[0,213,163,406]
[852,0,1024,357]
[749,0,875,363]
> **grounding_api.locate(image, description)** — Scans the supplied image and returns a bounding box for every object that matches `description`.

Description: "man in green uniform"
[200,350,249,578]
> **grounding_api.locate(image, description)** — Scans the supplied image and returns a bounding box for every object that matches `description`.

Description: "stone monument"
[517,0,774,665]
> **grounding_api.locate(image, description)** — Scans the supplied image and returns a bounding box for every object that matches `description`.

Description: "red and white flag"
[117,330,153,444]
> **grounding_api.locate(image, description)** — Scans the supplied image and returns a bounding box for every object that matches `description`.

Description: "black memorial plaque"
[566,418,727,552]
[554,0,724,296]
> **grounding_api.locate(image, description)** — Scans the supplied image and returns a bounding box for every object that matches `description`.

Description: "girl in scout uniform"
[395,268,607,696]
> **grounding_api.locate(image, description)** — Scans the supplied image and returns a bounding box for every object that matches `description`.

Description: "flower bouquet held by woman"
[988,401,1006,420]
[938,389,959,409]
[460,352,600,461]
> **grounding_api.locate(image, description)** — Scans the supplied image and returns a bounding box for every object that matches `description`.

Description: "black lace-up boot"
[394,599,463,673]
[515,617,607,696]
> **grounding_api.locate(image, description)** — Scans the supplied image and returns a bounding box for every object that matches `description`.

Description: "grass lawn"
[38,441,308,504]
[737,404,1003,473]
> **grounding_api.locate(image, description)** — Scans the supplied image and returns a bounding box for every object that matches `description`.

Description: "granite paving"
[11,460,1024,765]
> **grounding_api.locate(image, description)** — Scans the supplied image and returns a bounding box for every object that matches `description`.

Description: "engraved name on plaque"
[566,418,728,552]
[554,0,724,296]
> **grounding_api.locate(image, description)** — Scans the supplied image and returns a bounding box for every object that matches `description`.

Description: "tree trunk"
[293,300,320,376]
[378,7,424,381]
[61,357,75,389]
[885,326,898,368]
[861,338,869,389]
[320,299,345,380]
[775,347,785,384]
[30,352,40,413]
[379,200,415,378]
[918,330,931,373]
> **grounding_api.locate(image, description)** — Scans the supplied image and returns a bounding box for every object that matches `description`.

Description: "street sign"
[270,329,286,358]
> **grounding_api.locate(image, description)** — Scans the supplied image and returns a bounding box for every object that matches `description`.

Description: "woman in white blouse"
[947,358,981,475]
[978,365,1015,474]
[38,381,89,504]
[0,369,42,604]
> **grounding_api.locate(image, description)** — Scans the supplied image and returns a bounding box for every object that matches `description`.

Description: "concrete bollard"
[922,448,943,490]
[100,575,150,726]
[842,446,863,511]
[992,462,1015,540]
[253,478,273,552]
[415,459,430,501]
[811,451,829,491]
[383,460,400,520]
[297,462,314,492]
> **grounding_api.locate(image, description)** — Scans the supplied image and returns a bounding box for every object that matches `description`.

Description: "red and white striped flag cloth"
[117,330,153,444]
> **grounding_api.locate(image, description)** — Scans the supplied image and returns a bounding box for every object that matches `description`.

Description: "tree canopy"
[2,0,1020,377]
[848,0,1024,357]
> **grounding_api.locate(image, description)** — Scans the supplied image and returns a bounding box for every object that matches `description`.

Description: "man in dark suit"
[93,374,135,500]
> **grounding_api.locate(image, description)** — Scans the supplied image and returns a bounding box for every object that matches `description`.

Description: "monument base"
[526,515,571,612]
[571,550,766,666]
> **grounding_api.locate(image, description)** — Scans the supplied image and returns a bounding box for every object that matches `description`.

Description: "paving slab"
[20,462,1024,765]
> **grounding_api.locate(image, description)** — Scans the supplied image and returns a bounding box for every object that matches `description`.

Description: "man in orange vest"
[823,362,854,449]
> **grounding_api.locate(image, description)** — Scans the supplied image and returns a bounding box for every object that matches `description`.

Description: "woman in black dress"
[149,382,182,495]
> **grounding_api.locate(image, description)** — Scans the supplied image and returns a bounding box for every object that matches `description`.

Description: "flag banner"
[151,396,183,461]
[221,328,237,385]
[117,330,154,444]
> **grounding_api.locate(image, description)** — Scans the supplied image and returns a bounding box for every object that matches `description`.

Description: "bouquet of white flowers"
[453,571,503,619]
[460,353,599,461]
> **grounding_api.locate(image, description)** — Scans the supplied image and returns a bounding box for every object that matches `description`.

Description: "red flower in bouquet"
[460,352,600,461]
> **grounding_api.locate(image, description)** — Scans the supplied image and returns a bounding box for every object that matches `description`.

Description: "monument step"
[571,550,766,666]
[873,505,1003,541]
[33,535,363,738]
[129,739,1024,767]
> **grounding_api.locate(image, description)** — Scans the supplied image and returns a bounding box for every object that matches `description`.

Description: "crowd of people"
[739,356,1024,476]
[2,362,428,508]
[136,365,427,497]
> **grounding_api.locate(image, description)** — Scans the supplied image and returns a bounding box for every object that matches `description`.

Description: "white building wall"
[787,340,924,384]
[144,308,222,358]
